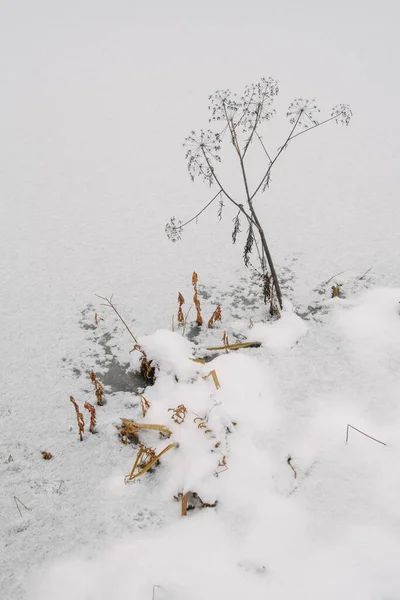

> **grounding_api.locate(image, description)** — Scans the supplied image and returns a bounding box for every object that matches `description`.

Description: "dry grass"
[89,372,105,406]
[84,401,97,433]
[117,418,172,444]
[207,341,261,351]
[203,369,221,389]
[125,442,179,482]
[168,404,187,424]
[70,396,85,441]
[331,283,342,298]
[192,272,203,326]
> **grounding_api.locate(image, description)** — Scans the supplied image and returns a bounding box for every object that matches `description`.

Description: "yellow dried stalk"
[190,357,206,364]
[117,418,171,444]
[125,442,179,482]
[89,372,105,406]
[70,396,84,441]
[168,404,187,424]
[84,401,97,433]
[177,293,185,325]
[214,455,228,477]
[192,272,203,326]
[203,370,221,390]
[139,394,151,417]
[207,305,222,328]
[181,491,189,516]
[206,341,261,351]
[222,331,229,353]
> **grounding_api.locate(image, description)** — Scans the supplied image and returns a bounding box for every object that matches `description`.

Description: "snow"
[2,2,400,599]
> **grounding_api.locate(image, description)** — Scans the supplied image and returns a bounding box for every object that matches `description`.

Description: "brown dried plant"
[175,491,217,516]
[94,312,103,325]
[89,372,105,406]
[133,344,156,384]
[125,442,179,482]
[214,455,228,477]
[117,418,172,444]
[192,272,203,326]
[331,283,342,298]
[193,416,212,435]
[222,331,229,352]
[84,401,97,433]
[168,404,187,424]
[41,451,53,460]
[203,370,221,389]
[140,394,151,417]
[208,305,222,328]
[70,396,85,441]
[177,293,185,325]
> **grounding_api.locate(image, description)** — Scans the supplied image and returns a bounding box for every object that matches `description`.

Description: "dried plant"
[70,396,85,441]
[133,344,156,384]
[214,455,228,477]
[177,293,185,325]
[222,331,229,352]
[249,318,254,329]
[117,418,171,444]
[96,294,138,343]
[140,394,151,417]
[287,456,297,479]
[89,372,105,406]
[169,404,187,424]
[41,451,53,460]
[167,78,352,312]
[84,401,97,433]
[203,370,221,389]
[125,442,179,482]
[331,283,342,298]
[175,491,217,516]
[194,416,212,435]
[207,341,260,351]
[192,272,203,326]
[208,305,222,328]
[345,424,386,446]
[94,312,103,325]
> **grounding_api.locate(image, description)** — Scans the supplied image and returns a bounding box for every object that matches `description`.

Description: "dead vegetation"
[168,404,187,424]
[208,305,222,328]
[175,491,217,516]
[41,451,53,460]
[192,272,203,326]
[70,396,85,441]
[84,401,97,433]
[125,442,179,483]
[177,293,185,325]
[89,371,105,406]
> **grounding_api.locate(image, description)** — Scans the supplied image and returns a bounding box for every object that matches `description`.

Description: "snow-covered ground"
[1,2,400,599]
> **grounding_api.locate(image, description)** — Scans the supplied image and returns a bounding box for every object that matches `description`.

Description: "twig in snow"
[152,585,160,600]
[287,456,297,478]
[96,295,138,344]
[345,424,386,446]
[326,270,347,284]
[14,496,29,518]
[359,267,372,280]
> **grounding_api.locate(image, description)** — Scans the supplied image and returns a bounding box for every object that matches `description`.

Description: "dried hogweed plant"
[89,372,105,406]
[140,394,151,417]
[208,305,222,328]
[84,401,97,433]
[192,272,203,326]
[166,77,352,313]
[177,293,185,326]
[70,396,85,441]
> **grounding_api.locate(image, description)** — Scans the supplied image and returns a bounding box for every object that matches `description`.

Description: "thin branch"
[287,113,342,143]
[179,191,221,229]
[96,295,138,344]
[250,112,302,201]
[255,131,272,163]
[242,104,262,159]
[359,267,372,280]
[345,424,386,446]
